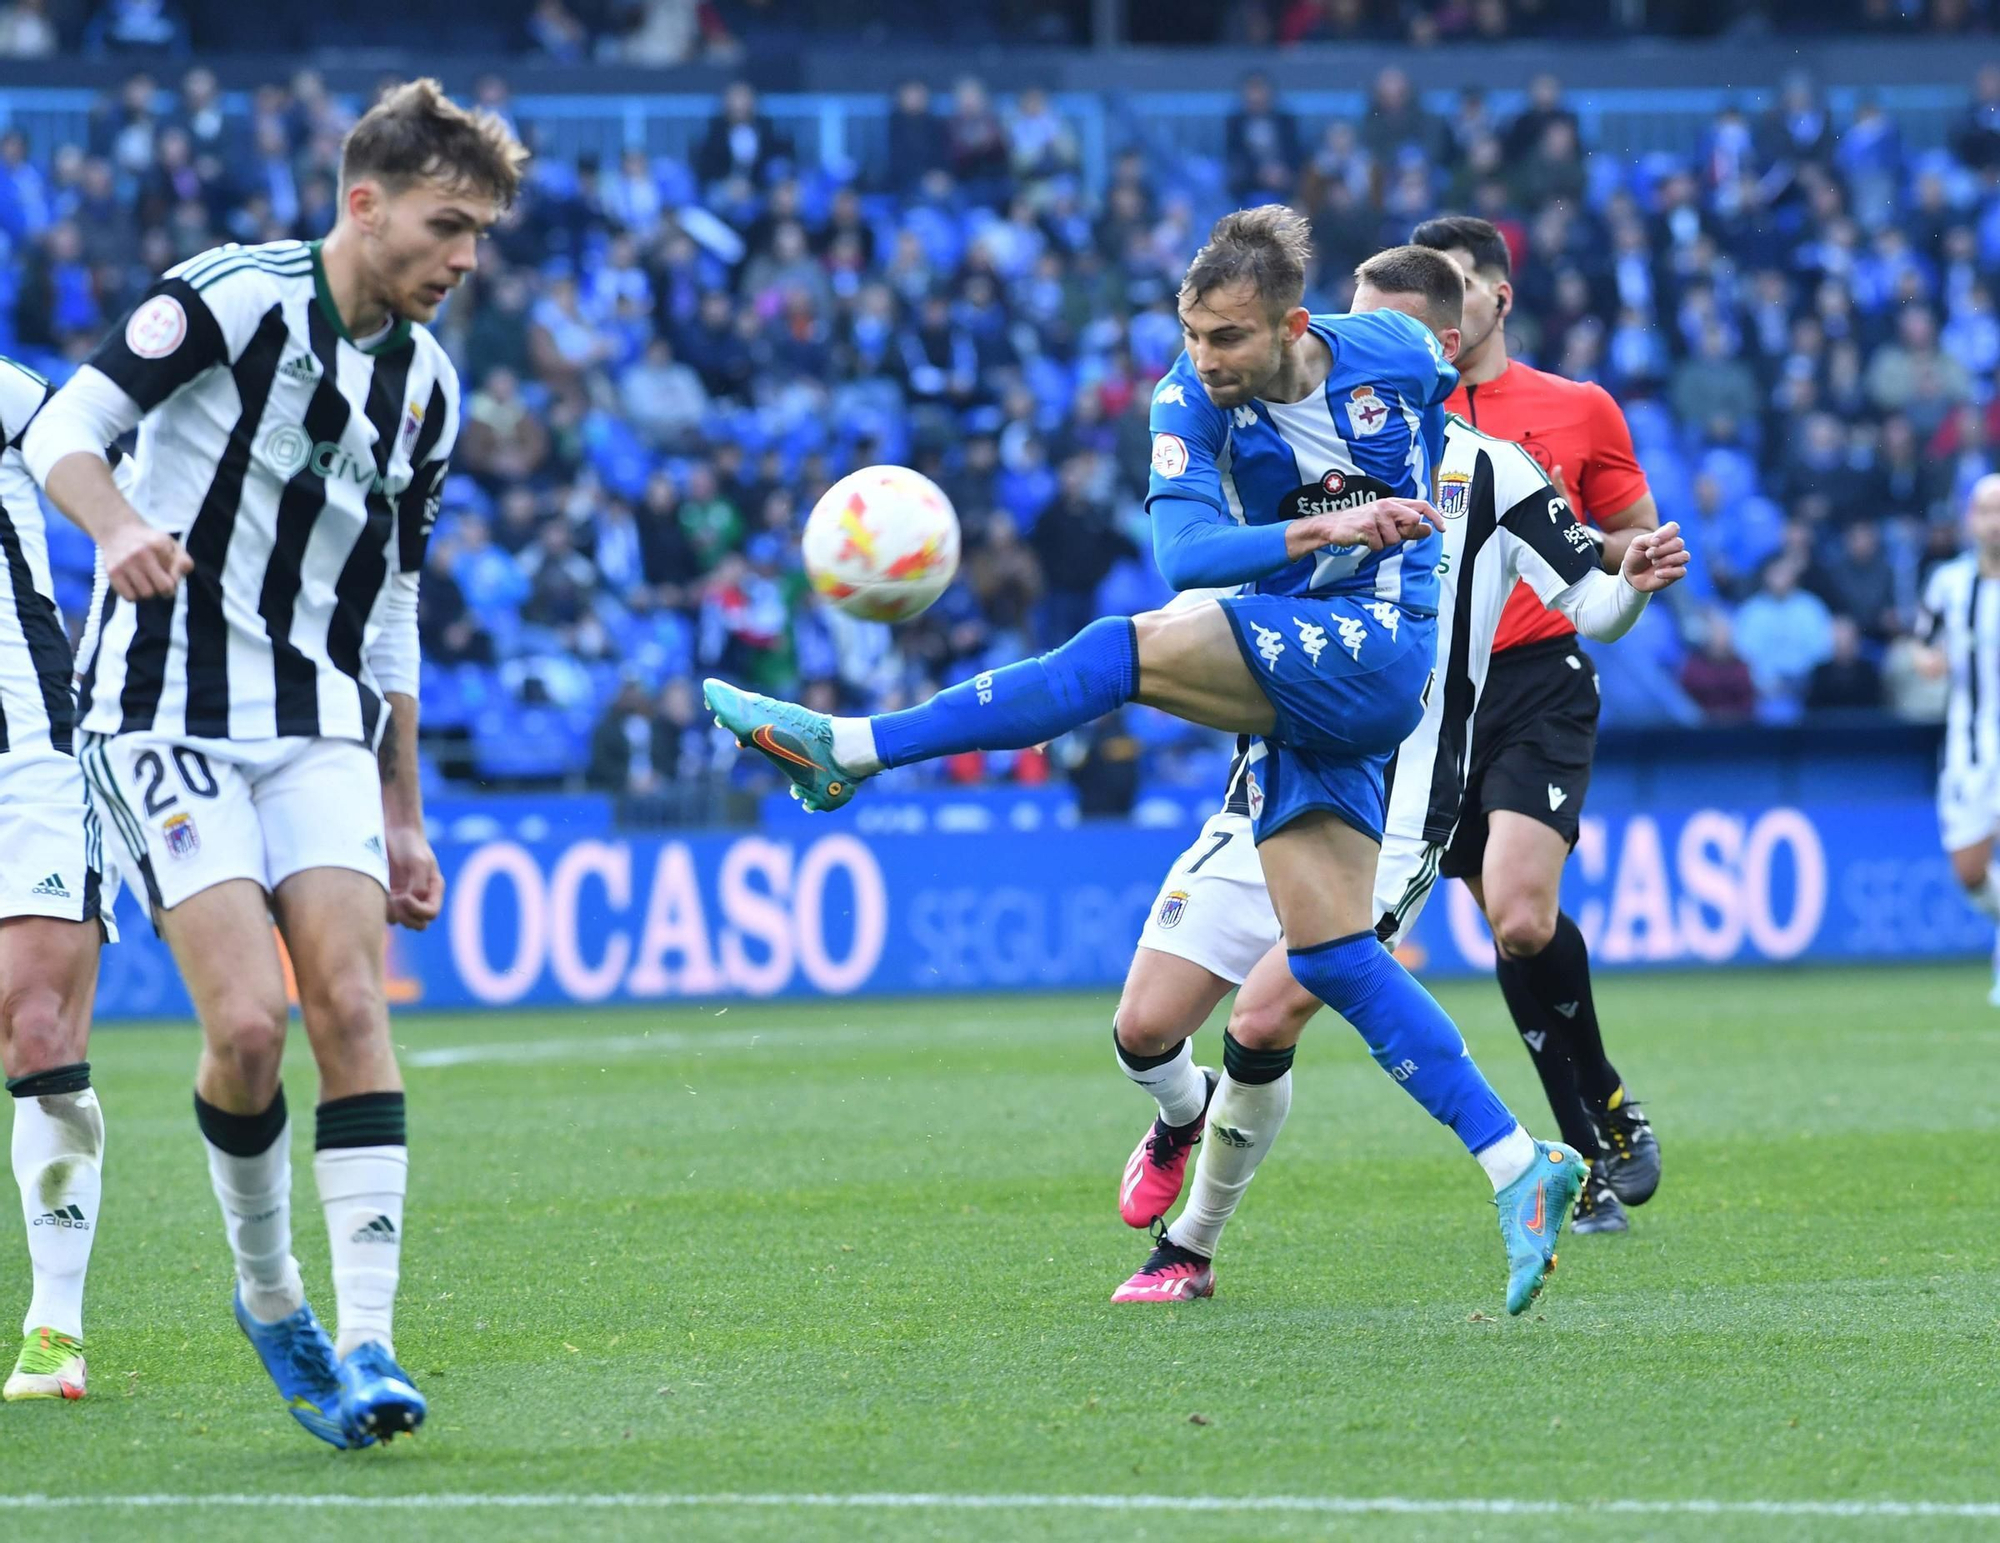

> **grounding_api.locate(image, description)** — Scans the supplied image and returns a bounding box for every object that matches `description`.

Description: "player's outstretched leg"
[1111,945,1239,1228]
[707,615,1144,811]
[3,916,107,1405]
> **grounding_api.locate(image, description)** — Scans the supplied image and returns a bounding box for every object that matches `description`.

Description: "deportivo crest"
[1245,770,1264,820]
[1345,384,1390,438]
[1277,471,1397,523]
[1156,889,1189,929]
[1438,470,1471,519]
[162,812,200,860]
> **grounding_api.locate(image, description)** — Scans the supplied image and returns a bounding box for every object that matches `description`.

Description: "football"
[802,464,962,623]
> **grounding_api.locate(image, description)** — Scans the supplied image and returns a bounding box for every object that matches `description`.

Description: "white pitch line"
[405,1018,1011,1068]
[2,1494,1997,1519]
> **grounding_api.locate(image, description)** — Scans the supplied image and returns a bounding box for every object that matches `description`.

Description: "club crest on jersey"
[400,400,425,453]
[1346,385,1389,438]
[1151,433,1188,478]
[1278,471,1395,522]
[1438,470,1471,519]
[1156,889,1189,929]
[1245,770,1264,820]
[162,812,200,860]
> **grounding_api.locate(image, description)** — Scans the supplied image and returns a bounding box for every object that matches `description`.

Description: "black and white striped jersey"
[1221,414,1616,842]
[1916,554,2000,774]
[42,240,458,745]
[0,356,77,756]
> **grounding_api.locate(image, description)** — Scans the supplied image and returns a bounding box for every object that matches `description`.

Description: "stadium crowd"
[3,63,1998,791]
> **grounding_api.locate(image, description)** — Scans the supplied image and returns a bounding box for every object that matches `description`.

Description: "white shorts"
[80,732,387,915]
[0,747,119,940]
[1938,762,2000,855]
[1135,811,1449,984]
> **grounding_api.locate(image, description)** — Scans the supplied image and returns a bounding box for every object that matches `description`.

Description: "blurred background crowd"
[1,6,1996,804]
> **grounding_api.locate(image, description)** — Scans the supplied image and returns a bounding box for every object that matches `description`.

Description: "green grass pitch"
[2,964,1997,1542]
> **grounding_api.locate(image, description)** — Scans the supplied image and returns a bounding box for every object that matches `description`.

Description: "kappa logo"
[1364,600,1401,640]
[1156,890,1189,929]
[28,872,69,898]
[1336,616,1368,660]
[1231,404,1258,429]
[1153,381,1188,408]
[1346,385,1389,438]
[1547,784,1568,812]
[1293,617,1328,666]
[1251,623,1285,670]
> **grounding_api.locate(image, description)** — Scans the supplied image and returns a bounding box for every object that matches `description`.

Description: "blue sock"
[871,617,1138,770]
[1288,932,1517,1155]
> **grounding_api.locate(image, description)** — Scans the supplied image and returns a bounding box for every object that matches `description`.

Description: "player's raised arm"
[1490,443,1682,643]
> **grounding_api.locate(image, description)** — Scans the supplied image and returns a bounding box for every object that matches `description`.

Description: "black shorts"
[1440,635,1599,881]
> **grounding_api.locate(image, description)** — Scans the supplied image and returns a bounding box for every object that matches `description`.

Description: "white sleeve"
[1546,566,1649,643]
[366,570,421,698]
[21,367,143,487]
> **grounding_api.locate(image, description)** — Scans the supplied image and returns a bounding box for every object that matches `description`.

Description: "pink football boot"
[1110,1233,1215,1303]
[1117,1069,1219,1228]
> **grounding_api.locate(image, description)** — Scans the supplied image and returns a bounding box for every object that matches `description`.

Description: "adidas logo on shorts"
[28,872,69,898]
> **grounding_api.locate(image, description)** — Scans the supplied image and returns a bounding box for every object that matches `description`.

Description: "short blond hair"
[341,78,528,209]
[1180,205,1314,320]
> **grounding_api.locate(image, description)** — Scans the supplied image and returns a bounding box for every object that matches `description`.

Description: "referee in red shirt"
[1411,216,1664,1233]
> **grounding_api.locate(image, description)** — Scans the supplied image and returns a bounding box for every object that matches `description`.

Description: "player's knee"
[1487,888,1559,958]
[1112,1004,1185,1060]
[299,967,387,1047]
[1226,982,1313,1052]
[208,997,289,1088]
[0,980,73,1071]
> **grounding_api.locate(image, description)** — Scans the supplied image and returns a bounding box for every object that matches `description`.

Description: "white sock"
[1474,1123,1538,1192]
[11,1086,104,1339]
[829,717,883,777]
[1115,1031,1210,1127]
[1165,1070,1292,1259]
[1976,872,2000,921]
[315,1145,408,1358]
[204,1124,304,1324]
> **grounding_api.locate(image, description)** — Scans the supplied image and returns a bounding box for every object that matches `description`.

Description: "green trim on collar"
[309,240,412,356]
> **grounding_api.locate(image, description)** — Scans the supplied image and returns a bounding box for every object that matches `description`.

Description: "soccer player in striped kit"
[24,80,524,1448]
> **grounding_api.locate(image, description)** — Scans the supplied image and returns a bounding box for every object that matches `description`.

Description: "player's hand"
[1288,498,1440,557]
[1621,520,1688,593]
[384,823,445,931]
[102,519,192,601]
[1548,463,1574,504]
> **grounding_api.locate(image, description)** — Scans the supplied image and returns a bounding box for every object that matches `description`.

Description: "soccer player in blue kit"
[708,207,1585,1313]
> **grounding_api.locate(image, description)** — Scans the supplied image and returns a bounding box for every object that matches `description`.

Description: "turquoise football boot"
[703,679,863,812]
[1495,1139,1587,1315]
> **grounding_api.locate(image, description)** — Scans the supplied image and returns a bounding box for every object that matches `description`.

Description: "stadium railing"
[0,82,1967,186]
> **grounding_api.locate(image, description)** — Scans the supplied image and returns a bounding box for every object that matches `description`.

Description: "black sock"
[315,1091,407,1151]
[1518,913,1620,1108]
[7,1061,91,1098]
[1221,1030,1295,1086]
[1494,948,1603,1160]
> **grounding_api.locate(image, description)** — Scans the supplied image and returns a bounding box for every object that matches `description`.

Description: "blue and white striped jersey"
[1145,307,1456,615]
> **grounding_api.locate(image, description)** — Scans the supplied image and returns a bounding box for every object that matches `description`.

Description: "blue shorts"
[1219,593,1437,844]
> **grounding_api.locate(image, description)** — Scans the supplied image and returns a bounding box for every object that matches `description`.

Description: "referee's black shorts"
[1440,635,1599,881]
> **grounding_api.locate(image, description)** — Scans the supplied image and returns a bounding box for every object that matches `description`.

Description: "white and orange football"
[801,464,962,623]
